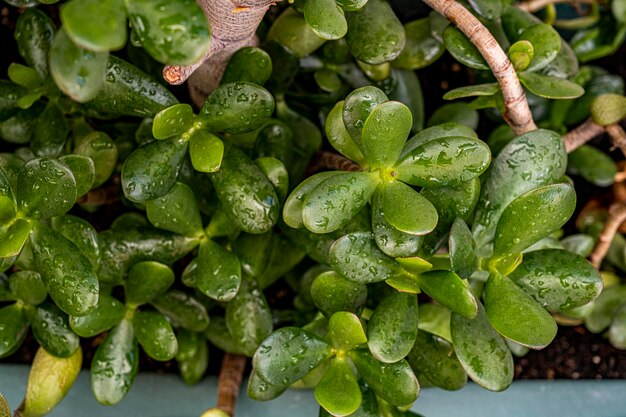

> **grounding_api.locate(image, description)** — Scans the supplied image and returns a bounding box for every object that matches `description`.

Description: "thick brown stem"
[606,123,626,157]
[216,353,247,417]
[307,151,362,175]
[562,118,606,153]
[517,0,594,13]
[423,0,537,135]
[589,202,626,269]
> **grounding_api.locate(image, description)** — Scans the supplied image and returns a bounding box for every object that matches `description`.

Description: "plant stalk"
[589,202,626,269]
[562,118,606,153]
[216,353,247,417]
[307,151,362,174]
[517,0,594,13]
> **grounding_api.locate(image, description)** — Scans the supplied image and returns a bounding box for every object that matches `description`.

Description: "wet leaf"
[304,0,348,40]
[69,293,125,337]
[176,330,209,385]
[443,26,488,70]
[315,357,361,416]
[58,155,95,196]
[310,271,368,316]
[133,310,178,361]
[449,218,476,278]
[222,47,273,86]
[342,86,388,146]
[380,181,438,235]
[325,101,365,164]
[0,304,28,358]
[394,18,445,70]
[247,369,287,401]
[361,101,412,168]
[519,72,584,99]
[151,290,209,332]
[283,172,341,229]
[517,24,561,72]
[189,130,224,173]
[417,270,477,318]
[73,131,117,188]
[0,218,30,258]
[368,291,418,363]
[146,182,203,237]
[468,0,502,20]
[61,0,127,51]
[51,214,100,268]
[266,9,326,58]
[9,270,46,305]
[327,311,367,350]
[15,8,55,78]
[184,239,241,302]
[443,83,499,100]
[125,261,175,306]
[152,104,194,140]
[17,158,76,219]
[30,302,80,358]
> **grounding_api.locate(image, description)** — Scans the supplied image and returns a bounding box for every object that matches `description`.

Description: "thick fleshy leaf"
[176,330,209,385]
[449,218,476,278]
[253,327,332,388]
[304,0,348,40]
[0,219,30,258]
[254,121,294,166]
[443,26,488,70]
[349,349,419,406]
[14,9,55,78]
[125,261,175,306]
[210,144,279,234]
[30,222,98,316]
[91,319,139,405]
[51,214,100,268]
[310,271,368,316]
[508,40,534,72]
[472,129,567,248]
[417,270,477,318]
[568,145,617,187]
[368,291,418,363]
[204,317,246,355]
[509,249,602,312]
[591,94,626,126]
[222,47,273,86]
[133,311,178,361]
[492,184,576,257]
[255,157,289,203]
[0,103,43,144]
[342,86,388,146]
[609,304,626,349]
[9,270,46,305]
[394,18,445,70]
[266,9,326,58]
[183,240,241,302]
[371,188,422,258]
[151,290,209,332]
[450,304,513,391]
[501,7,541,39]
[517,24,561,72]
[315,357,361,416]
[327,311,367,350]
[389,69,425,133]
[17,158,77,219]
[122,138,188,203]
[380,181,438,235]
[49,28,108,102]
[69,293,125,337]
[361,101,412,168]
[283,172,341,229]
[519,72,584,99]
[30,302,80,358]
[24,346,82,417]
[247,369,287,401]
[73,131,117,188]
[225,279,273,357]
[325,101,365,164]
[146,182,203,237]
[329,233,404,284]
[0,304,28,358]
[61,0,127,51]
[31,101,69,158]
[395,137,490,187]
[125,0,210,65]
[152,104,194,140]
[345,0,406,65]
[401,123,478,159]
[585,285,626,333]
[189,130,224,173]
[84,56,178,117]
[484,273,557,349]
[302,172,379,233]
[59,155,95,196]
[443,83,499,100]
[407,330,467,391]
[468,0,502,20]
[201,82,274,135]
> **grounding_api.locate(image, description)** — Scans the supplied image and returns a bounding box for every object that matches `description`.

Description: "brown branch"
[77,175,121,206]
[423,0,537,135]
[306,151,362,175]
[563,118,606,153]
[209,353,247,417]
[606,123,626,157]
[517,0,594,13]
[589,202,626,269]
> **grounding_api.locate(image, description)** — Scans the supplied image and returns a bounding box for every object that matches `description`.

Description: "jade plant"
[1,0,625,416]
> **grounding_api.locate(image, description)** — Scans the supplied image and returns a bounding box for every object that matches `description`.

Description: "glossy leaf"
[146,182,203,237]
[380,181,438,235]
[509,40,534,72]
[402,124,478,158]
[368,291,418,363]
[152,104,194,140]
[609,305,626,349]
[204,317,246,355]
[492,184,576,257]
[449,218,476,278]
[0,304,28,358]
[176,330,209,385]
[443,26,488,70]
[585,286,626,333]
[247,369,287,401]
[590,93,626,126]
[342,86,388,146]
[327,311,367,350]
[266,9,326,58]
[417,271,477,318]
[255,157,289,203]
[91,319,139,405]
[69,293,125,337]
[517,24,561,72]
[283,172,340,229]
[31,102,69,158]
[51,214,100,268]
[73,131,118,188]
[125,261,175,306]
[184,239,241,302]
[484,273,557,349]
[30,302,80,358]
[509,249,602,312]
[59,155,95,196]
[222,47,273,86]
[189,130,224,173]
[443,83,499,100]
[151,290,209,332]
[361,101,412,168]
[133,311,178,361]
[427,103,479,130]
[568,145,617,187]
[394,18,445,71]
[450,305,513,391]
[0,219,30,258]
[61,0,127,51]
[304,0,348,40]
[310,271,368,316]
[254,121,294,166]
[30,222,98,316]
[14,9,55,78]
[325,101,365,164]
[519,72,584,99]
[315,357,361,416]
[126,0,211,65]
[9,270,46,305]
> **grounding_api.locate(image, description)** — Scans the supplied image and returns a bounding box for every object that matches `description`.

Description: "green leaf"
[253,327,332,388]
[468,0,502,20]
[222,47,273,86]
[401,123,478,158]
[125,0,211,65]
[427,103,479,129]
[0,103,43,144]
[342,86,388,146]
[380,181,438,235]
[49,28,108,102]
[509,249,602,312]
[0,81,27,121]
[151,290,209,332]
[443,83,499,100]
[51,214,100,268]
[345,0,406,65]
[310,271,368,316]
[484,273,557,349]
[472,129,567,248]
[303,172,379,233]
[0,304,28,358]
[8,63,41,90]
[443,26,488,70]
[508,40,534,72]
[153,104,194,140]
[349,349,419,406]
[406,330,467,391]
[204,317,246,355]
[266,9,326,58]
[394,18,445,71]
[585,285,626,333]
[417,270,477,318]
[133,311,178,361]
[329,233,403,284]
[226,279,273,357]
[17,158,77,219]
[189,130,224,173]
[9,270,46,305]
[450,304,513,391]
[24,346,82,417]
[361,101,412,168]
[388,69,425,133]
[84,56,178,117]
[61,0,127,51]
[590,93,626,126]
[327,311,367,350]
[315,357,361,416]
[91,319,139,405]
[304,0,348,40]
[59,155,95,196]
[146,182,203,237]
[449,218,477,278]
[609,304,626,349]
[283,172,341,229]
[254,121,294,166]
[30,222,98,316]
[568,145,617,187]
[314,68,343,92]
[368,291,418,363]
[183,240,241,302]
[519,72,584,99]
[210,144,279,234]
[176,330,209,385]
[517,24,561,72]
[125,261,175,306]
[492,184,576,257]
[122,138,188,203]
[255,157,289,203]
[74,131,118,188]
[395,137,490,187]
[247,369,287,401]
[0,219,30,258]
[325,101,365,164]
[30,302,80,358]
[14,8,55,78]
[0,196,15,225]
[69,293,125,337]
[201,82,275,135]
